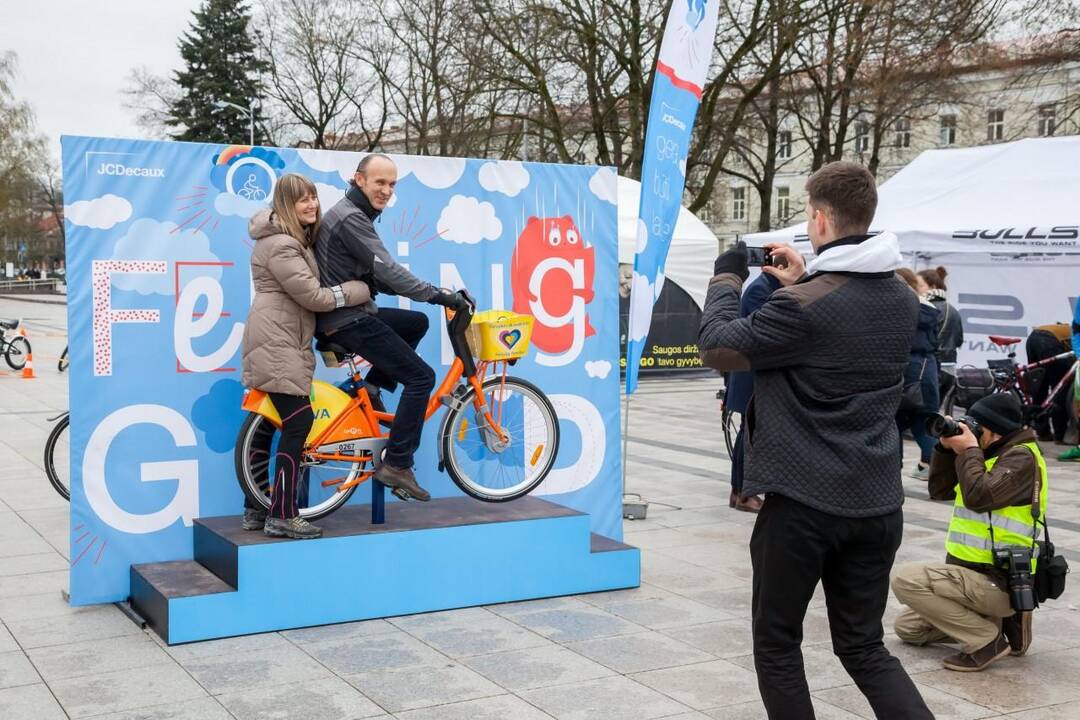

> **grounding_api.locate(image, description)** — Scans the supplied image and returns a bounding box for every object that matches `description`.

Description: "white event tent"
[744,136,1080,365]
[616,175,718,311]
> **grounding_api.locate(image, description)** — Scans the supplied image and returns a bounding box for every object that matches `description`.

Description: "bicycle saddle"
[315,338,351,356]
[988,335,1021,347]
[0,319,18,330]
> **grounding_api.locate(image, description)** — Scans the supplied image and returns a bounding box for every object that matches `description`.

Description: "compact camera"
[924,413,982,439]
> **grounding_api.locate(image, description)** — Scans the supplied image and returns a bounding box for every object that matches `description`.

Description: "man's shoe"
[263,516,322,539]
[374,464,431,501]
[909,463,929,481]
[242,507,267,531]
[1002,611,1032,656]
[942,634,1011,672]
[729,489,763,513]
[1058,446,1080,461]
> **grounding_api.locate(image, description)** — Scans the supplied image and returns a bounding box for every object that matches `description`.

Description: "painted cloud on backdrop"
[110,218,222,295]
[437,195,502,245]
[478,161,531,197]
[213,192,266,219]
[65,194,132,230]
[585,360,612,379]
[588,167,618,205]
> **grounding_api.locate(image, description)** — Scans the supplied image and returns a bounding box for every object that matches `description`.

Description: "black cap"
[968,393,1023,435]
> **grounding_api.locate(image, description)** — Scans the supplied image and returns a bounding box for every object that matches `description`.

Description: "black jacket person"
[698,162,932,720]
[315,154,468,501]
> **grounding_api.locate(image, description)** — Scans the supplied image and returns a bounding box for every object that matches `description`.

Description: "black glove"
[714,241,750,280]
[431,289,470,312]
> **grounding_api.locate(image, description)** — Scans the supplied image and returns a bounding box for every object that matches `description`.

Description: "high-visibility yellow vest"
[945,441,1047,571]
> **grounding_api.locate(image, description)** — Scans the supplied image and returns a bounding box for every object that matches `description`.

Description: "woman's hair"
[895,267,920,291]
[271,173,321,246]
[917,266,948,291]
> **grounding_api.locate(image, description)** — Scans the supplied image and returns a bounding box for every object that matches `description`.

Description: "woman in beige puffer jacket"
[240,173,369,539]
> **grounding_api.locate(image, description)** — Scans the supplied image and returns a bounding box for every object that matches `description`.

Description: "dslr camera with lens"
[924,413,982,439]
[994,547,1037,611]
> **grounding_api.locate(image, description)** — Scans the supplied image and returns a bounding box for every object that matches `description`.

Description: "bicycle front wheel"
[441,376,559,502]
[44,413,70,501]
[234,412,368,521]
[5,336,29,370]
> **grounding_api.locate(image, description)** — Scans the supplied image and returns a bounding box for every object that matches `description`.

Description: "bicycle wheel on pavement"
[44,413,70,501]
[58,346,69,372]
[441,376,559,502]
[722,405,741,461]
[5,336,29,370]
[234,412,368,521]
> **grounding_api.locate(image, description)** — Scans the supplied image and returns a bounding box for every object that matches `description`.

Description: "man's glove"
[431,289,471,312]
[714,241,750,280]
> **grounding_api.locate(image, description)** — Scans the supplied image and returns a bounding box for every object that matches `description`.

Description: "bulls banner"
[625,0,720,393]
[62,136,621,604]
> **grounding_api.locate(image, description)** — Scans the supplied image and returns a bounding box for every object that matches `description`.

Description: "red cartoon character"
[510,215,596,358]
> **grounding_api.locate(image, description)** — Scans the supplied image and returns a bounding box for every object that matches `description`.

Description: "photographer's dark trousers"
[329,308,436,469]
[751,494,932,720]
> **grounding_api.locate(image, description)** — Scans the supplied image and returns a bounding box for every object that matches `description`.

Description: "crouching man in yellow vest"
[891,393,1047,672]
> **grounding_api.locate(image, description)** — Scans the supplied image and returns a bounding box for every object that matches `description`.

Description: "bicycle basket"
[955,366,995,408]
[466,310,535,361]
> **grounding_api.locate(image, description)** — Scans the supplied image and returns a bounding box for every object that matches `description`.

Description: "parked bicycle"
[0,318,31,371]
[235,298,561,521]
[44,411,70,501]
[943,334,1077,427]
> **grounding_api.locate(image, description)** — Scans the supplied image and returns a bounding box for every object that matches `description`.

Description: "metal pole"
[248,105,255,147]
[621,392,631,490]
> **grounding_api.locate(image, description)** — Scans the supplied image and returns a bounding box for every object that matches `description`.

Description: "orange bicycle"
[234,294,560,520]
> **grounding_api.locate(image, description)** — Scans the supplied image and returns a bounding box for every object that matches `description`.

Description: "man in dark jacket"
[892,393,1046,671]
[316,154,469,501]
[699,161,931,719]
[724,272,780,512]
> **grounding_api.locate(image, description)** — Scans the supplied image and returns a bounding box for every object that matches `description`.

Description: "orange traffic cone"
[21,351,36,379]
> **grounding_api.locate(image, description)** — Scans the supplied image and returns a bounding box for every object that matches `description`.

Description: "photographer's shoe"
[375,464,431,502]
[942,634,1011,672]
[909,463,929,481]
[1002,611,1032,656]
[1058,446,1080,461]
[242,507,267,531]
[264,516,322,539]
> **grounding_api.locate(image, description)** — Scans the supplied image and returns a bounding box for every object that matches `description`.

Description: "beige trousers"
[891,562,1013,654]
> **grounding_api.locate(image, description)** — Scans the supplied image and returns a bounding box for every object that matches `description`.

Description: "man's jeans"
[328,308,436,469]
[750,494,933,720]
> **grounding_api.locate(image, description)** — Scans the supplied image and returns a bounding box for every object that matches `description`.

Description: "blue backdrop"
[62,137,621,605]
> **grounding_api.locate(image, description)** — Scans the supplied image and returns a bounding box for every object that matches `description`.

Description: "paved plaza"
[1,295,1079,720]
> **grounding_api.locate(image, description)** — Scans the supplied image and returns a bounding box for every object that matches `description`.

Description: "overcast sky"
[1,1,203,160]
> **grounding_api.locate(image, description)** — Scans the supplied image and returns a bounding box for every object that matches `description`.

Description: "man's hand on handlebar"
[432,288,473,312]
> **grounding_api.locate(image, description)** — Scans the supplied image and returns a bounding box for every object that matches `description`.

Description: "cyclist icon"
[237,173,267,201]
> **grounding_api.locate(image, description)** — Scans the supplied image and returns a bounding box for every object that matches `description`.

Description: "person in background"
[241,174,370,539]
[896,268,941,480]
[918,267,962,402]
[1061,297,1080,461]
[1026,321,1073,445]
[723,271,780,513]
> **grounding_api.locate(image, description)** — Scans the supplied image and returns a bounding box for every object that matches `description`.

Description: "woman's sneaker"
[909,463,929,481]
[264,516,323,539]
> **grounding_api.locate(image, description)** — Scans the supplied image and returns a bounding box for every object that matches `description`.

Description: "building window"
[987,109,1005,141]
[777,131,792,159]
[939,115,957,146]
[1038,104,1056,137]
[776,186,790,219]
[732,187,746,221]
[893,118,911,148]
[855,122,870,152]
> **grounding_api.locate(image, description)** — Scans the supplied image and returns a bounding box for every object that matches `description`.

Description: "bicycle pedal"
[391,487,411,501]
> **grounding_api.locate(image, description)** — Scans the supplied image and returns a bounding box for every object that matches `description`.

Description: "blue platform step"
[130,496,640,645]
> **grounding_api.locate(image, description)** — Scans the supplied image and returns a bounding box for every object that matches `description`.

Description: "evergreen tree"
[167,0,268,144]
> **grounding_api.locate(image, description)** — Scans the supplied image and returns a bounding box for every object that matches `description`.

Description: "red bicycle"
[944,335,1077,427]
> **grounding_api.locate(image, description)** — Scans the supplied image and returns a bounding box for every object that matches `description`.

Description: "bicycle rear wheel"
[441,376,559,502]
[722,405,741,461]
[43,413,70,501]
[5,336,29,370]
[234,412,368,521]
